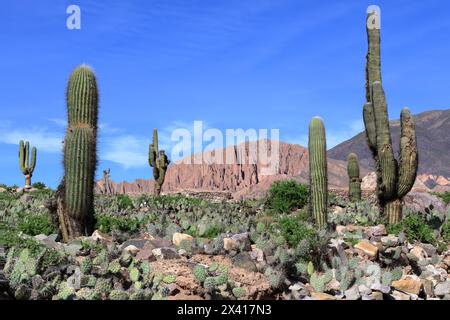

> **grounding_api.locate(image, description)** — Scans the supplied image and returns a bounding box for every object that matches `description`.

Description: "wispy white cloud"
[46,118,66,127]
[0,122,63,153]
[286,119,364,149]
[101,135,149,169]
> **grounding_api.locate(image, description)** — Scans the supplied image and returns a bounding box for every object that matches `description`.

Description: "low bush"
[16,212,57,236]
[266,180,308,214]
[117,195,134,211]
[387,214,436,245]
[276,212,315,247]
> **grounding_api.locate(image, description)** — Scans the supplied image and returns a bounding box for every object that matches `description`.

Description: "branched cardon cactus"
[149,129,170,195]
[59,65,99,241]
[308,117,328,228]
[19,140,37,189]
[363,10,418,224]
[347,153,362,201]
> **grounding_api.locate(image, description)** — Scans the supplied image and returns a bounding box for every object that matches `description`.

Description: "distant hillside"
[328,109,450,177]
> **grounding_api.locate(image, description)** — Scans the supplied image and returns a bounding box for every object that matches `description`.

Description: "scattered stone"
[123,245,139,255]
[230,233,251,251]
[91,230,113,244]
[223,238,236,252]
[370,283,391,294]
[381,235,399,247]
[434,281,450,297]
[310,292,338,300]
[391,290,411,300]
[152,247,180,260]
[355,240,378,258]
[172,233,193,247]
[345,286,361,300]
[410,246,428,261]
[419,244,437,257]
[391,276,422,295]
[119,239,149,250]
[368,225,387,237]
[421,279,434,297]
[232,252,257,272]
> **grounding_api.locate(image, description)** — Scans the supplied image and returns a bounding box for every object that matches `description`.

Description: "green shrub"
[441,221,450,243]
[95,215,141,233]
[266,180,308,214]
[17,212,57,236]
[433,192,450,205]
[277,212,315,247]
[32,182,47,190]
[387,214,436,245]
[203,224,223,239]
[117,195,134,211]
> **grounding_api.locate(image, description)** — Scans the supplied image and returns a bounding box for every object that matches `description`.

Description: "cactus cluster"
[347,153,362,201]
[19,141,37,189]
[57,65,99,241]
[149,129,170,195]
[363,11,418,224]
[308,117,328,228]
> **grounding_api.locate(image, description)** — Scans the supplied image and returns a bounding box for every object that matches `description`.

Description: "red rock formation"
[96,140,371,198]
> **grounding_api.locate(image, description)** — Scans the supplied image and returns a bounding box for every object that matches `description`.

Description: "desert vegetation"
[0,9,449,301]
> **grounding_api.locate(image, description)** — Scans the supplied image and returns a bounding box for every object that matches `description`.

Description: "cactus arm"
[371,81,397,199]
[149,144,156,167]
[24,141,30,172]
[363,102,377,152]
[153,129,159,153]
[365,11,381,102]
[347,153,362,201]
[308,117,328,228]
[19,140,26,174]
[397,108,418,198]
[29,147,37,174]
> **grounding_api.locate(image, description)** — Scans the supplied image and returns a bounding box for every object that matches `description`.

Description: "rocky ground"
[0,189,449,300]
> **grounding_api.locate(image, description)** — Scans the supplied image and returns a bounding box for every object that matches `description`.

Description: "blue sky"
[1,0,449,188]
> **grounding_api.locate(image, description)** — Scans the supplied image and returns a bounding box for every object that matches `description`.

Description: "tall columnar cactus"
[149,129,170,195]
[59,65,98,241]
[347,153,362,201]
[308,117,328,228]
[363,10,418,224]
[19,140,37,189]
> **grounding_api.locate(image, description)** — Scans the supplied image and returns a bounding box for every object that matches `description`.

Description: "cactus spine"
[308,117,328,228]
[60,65,98,240]
[19,141,37,189]
[347,153,362,201]
[149,129,170,195]
[363,10,418,224]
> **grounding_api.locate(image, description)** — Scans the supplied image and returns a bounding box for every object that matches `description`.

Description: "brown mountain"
[96,140,370,198]
[328,109,450,180]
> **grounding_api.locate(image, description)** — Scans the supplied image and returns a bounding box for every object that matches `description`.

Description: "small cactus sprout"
[149,129,170,195]
[203,277,216,293]
[232,287,246,299]
[308,117,328,227]
[163,274,176,284]
[347,153,362,201]
[193,265,207,283]
[19,140,37,189]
